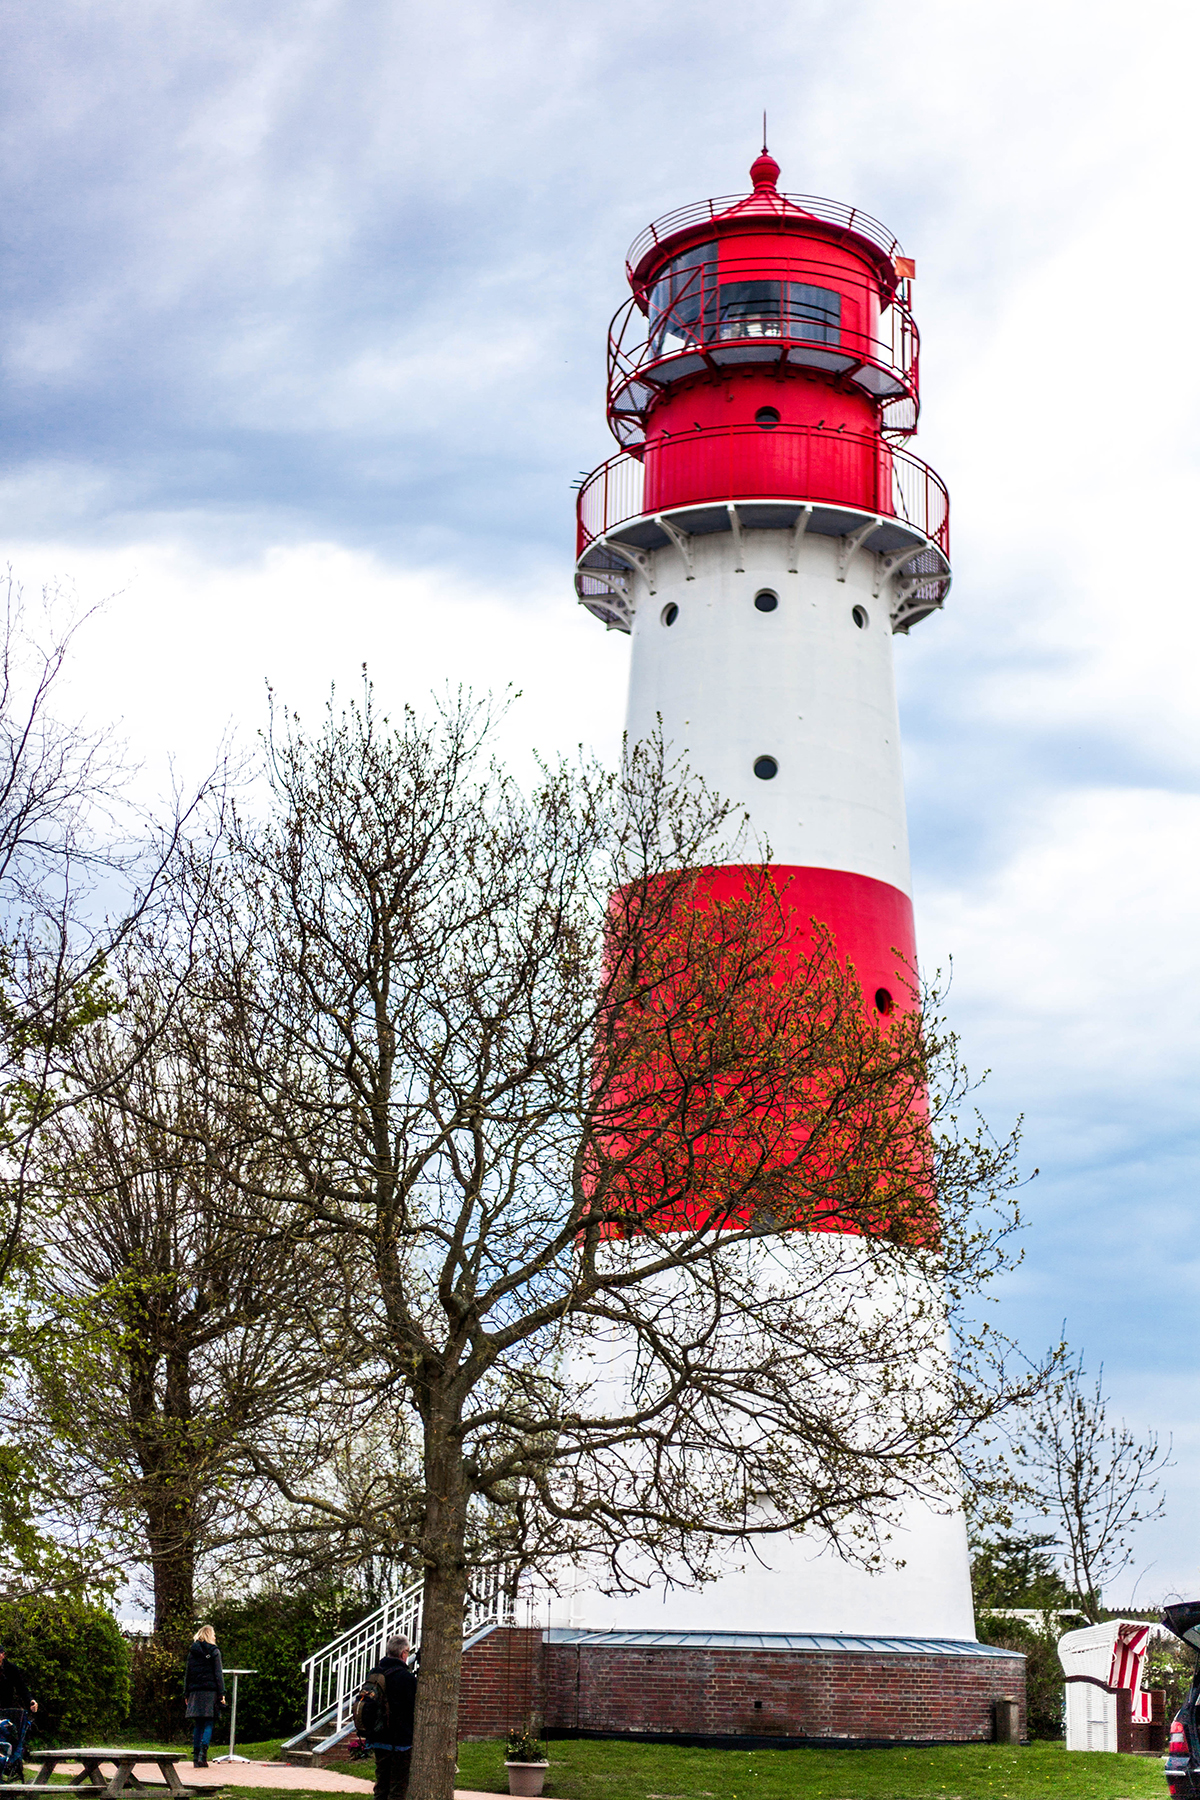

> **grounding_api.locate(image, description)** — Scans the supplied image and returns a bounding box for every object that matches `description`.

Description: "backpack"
[352,1670,389,1742]
[0,1712,31,1782]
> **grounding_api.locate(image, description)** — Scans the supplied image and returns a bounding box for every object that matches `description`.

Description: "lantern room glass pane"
[786,283,841,344]
[716,281,842,344]
[648,255,841,355]
[648,241,718,357]
[719,280,783,339]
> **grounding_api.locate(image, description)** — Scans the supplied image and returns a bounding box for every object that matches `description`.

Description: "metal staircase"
[280,1567,515,1765]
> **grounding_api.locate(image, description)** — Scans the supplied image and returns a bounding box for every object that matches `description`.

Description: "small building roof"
[545,1627,1022,1658]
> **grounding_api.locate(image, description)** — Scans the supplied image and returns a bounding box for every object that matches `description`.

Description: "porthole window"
[754,406,781,429]
[661,603,679,627]
[754,590,778,613]
[753,755,778,780]
[874,987,893,1016]
[852,605,869,629]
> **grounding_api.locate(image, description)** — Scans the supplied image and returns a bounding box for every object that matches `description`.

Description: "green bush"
[1144,1637,1197,1724]
[0,1595,129,1744]
[126,1631,191,1742]
[200,1590,368,1740]
[976,1611,1064,1740]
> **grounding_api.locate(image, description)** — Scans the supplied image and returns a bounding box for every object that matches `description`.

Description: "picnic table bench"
[14,1750,222,1798]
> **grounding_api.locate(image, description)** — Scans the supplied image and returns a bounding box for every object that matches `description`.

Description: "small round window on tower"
[874,987,894,1015]
[661,603,679,627]
[755,406,781,430]
[754,590,778,612]
[753,755,778,780]
[852,605,869,629]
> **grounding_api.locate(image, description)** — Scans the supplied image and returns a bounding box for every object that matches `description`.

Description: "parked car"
[1163,1603,1200,1799]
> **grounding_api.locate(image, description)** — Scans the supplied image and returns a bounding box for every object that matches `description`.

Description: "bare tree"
[0,570,238,1608]
[1012,1352,1168,1621]
[172,684,1043,1799]
[12,955,342,1629]
[0,572,127,896]
[0,573,222,1288]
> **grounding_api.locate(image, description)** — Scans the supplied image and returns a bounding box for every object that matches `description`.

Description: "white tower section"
[624,521,911,892]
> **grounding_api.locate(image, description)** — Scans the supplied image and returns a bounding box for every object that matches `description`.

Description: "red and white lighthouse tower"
[563,152,974,1640]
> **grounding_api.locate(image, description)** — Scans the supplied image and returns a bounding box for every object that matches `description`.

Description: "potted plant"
[504,1726,549,1797]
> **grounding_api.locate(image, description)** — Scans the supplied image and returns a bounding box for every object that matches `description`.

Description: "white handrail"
[300,1568,516,1735]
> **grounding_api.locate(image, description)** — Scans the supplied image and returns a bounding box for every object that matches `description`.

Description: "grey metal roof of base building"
[545,1628,1022,1658]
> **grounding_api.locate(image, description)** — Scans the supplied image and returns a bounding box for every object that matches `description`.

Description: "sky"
[1,0,1197,1608]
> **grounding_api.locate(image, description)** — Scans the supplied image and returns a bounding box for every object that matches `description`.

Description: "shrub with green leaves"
[200,1589,369,1740]
[1144,1637,1197,1723]
[976,1611,1064,1739]
[125,1631,191,1742]
[0,1595,129,1744]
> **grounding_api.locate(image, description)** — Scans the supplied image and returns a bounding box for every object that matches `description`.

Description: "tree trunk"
[146,1497,196,1633]
[130,1332,199,1634]
[408,1407,470,1800]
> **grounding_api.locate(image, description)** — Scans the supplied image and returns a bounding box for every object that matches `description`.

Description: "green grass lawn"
[453,1736,1167,1799]
[23,1732,1166,1800]
[29,1734,288,1758]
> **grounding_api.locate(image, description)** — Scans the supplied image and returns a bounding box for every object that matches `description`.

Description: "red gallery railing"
[626,193,905,282]
[576,425,949,562]
[606,290,919,448]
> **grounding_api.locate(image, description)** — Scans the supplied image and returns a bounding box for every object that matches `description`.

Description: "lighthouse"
[561,151,976,1643]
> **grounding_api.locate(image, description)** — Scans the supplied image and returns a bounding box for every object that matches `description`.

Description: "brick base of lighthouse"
[456,1627,1026,1747]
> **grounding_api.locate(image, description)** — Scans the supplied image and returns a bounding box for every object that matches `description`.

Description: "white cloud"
[4,537,630,804]
[2,0,1196,1603]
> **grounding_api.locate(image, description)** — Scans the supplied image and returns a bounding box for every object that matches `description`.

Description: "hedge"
[196,1590,368,1741]
[0,1595,129,1744]
[976,1611,1064,1739]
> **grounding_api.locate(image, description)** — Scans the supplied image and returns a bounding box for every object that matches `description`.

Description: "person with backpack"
[356,1634,417,1800]
[0,1646,37,1783]
[183,1625,226,1768]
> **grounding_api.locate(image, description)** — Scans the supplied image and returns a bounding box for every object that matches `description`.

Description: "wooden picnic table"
[21,1750,221,1798]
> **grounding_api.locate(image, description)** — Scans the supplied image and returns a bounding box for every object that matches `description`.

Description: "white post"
[213,1669,256,1764]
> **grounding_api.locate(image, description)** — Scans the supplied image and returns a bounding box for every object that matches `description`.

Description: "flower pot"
[505,1759,548,1797]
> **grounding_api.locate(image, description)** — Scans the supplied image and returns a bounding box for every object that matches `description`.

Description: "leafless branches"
[11,950,355,1628]
[0,665,1049,1795]
[0,573,227,1286]
[149,679,1044,1800]
[1010,1352,1169,1621]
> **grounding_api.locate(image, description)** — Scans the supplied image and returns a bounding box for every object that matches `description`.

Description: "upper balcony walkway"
[574,427,950,638]
[608,291,919,447]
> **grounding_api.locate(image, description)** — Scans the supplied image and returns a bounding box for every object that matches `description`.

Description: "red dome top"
[749,149,781,190]
[712,151,813,229]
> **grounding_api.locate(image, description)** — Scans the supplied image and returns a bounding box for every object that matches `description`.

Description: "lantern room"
[608,151,920,458]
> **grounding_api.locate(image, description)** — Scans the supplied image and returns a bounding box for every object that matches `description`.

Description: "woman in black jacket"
[183,1627,226,1767]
